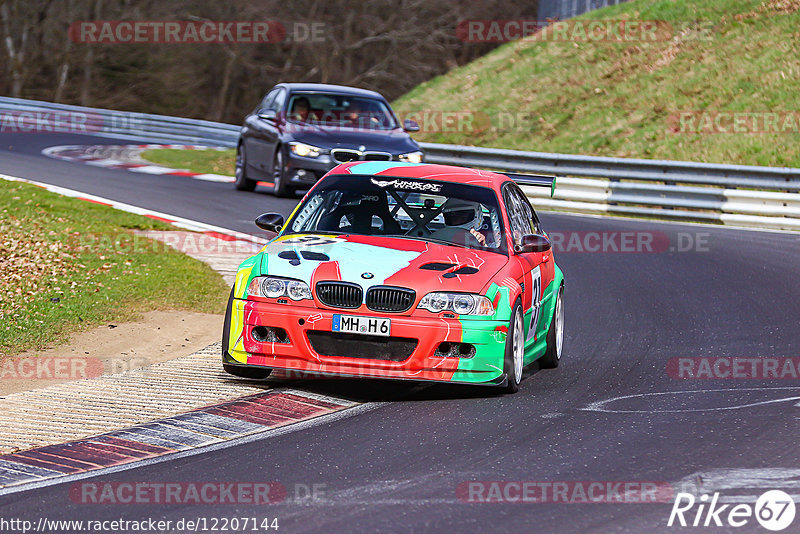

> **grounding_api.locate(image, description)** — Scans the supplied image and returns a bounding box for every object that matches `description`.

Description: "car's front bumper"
[224,298,509,385]
[285,153,332,186]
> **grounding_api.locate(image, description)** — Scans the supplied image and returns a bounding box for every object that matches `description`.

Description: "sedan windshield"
[286,174,507,253]
[286,93,397,130]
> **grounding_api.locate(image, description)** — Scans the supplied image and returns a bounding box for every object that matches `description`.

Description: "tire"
[234,143,257,192]
[501,301,524,394]
[221,287,272,379]
[271,146,292,197]
[539,284,564,369]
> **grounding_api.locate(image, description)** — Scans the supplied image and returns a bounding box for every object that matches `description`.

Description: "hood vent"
[278,250,330,266]
[421,262,480,278]
[443,266,479,278]
[420,262,457,271]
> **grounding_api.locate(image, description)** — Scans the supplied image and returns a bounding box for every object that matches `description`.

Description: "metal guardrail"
[2,96,799,231]
[418,143,800,230]
[0,96,240,147]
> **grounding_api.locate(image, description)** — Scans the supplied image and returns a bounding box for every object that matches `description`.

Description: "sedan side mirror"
[403,119,420,132]
[255,212,285,233]
[515,234,551,253]
[257,109,277,121]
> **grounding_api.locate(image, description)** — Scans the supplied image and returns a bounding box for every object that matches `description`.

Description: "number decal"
[527,266,542,341]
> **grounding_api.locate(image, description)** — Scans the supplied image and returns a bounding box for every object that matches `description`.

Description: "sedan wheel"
[539,284,564,369]
[272,147,292,197]
[501,302,524,393]
[234,144,257,192]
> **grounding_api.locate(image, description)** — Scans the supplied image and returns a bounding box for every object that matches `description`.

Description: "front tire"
[234,143,257,192]
[539,284,564,369]
[271,146,292,197]
[501,301,524,394]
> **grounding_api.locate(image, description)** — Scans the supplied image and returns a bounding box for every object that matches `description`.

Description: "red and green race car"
[222,161,564,393]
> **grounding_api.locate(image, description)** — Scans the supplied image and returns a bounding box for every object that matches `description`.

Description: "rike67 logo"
[668,490,796,531]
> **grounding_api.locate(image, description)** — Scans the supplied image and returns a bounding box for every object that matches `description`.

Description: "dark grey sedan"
[235,83,422,196]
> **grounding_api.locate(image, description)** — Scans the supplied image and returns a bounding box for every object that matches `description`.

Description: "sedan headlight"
[417,292,494,316]
[289,142,323,158]
[398,151,424,163]
[248,276,312,301]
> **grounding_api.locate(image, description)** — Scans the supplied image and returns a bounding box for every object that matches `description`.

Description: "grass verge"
[141,148,235,175]
[393,0,800,167]
[0,180,229,356]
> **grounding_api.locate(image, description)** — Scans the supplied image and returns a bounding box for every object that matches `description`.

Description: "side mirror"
[515,234,551,254]
[257,109,277,121]
[403,119,420,132]
[255,212,285,233]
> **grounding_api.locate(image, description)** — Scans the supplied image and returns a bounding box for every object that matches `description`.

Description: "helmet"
[442,199,483,231]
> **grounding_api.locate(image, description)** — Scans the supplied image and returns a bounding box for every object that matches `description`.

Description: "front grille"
[366,286,416,313]
[331,149,393,164]
[306,331,417,361]
[331,149,360,163]
[363,152,392,161]
[315,281,363,309]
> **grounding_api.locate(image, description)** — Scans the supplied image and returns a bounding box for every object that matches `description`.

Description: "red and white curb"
[42,144,236,184]
[0,389,356,490]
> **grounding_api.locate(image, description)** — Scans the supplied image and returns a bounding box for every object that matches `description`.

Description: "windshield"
[286,175,507,253]
[286,93,397,130]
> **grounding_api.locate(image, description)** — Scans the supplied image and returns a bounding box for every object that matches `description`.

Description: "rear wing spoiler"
[501,173,558,198]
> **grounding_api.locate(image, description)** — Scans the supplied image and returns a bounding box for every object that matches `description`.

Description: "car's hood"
[260,234,507,296]
[285,125,419,154]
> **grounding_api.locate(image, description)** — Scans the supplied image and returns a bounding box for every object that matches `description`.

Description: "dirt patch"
[0,311,223,396]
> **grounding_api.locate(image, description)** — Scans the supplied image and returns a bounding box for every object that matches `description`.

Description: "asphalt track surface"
[2,132,800,533]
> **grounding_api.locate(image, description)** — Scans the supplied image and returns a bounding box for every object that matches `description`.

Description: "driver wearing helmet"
[439,199,487,246]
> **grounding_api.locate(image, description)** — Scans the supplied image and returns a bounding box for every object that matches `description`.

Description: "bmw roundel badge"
[361,272,374,279]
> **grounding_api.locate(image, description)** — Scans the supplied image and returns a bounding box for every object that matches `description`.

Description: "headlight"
[417,292,494,316]
[248,276,312,301]
[289,142,323,158]
[398,151,424,163]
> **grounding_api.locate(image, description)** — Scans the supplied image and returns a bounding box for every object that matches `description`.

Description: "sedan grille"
[315,281,363,309]
[366,286,416,313]
[363,152,392,161]
[331,149,392,164]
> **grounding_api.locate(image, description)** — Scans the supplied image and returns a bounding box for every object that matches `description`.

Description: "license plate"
[332,314,391,337]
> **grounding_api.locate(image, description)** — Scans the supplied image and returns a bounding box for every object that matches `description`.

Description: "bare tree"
[0,0,538,121]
